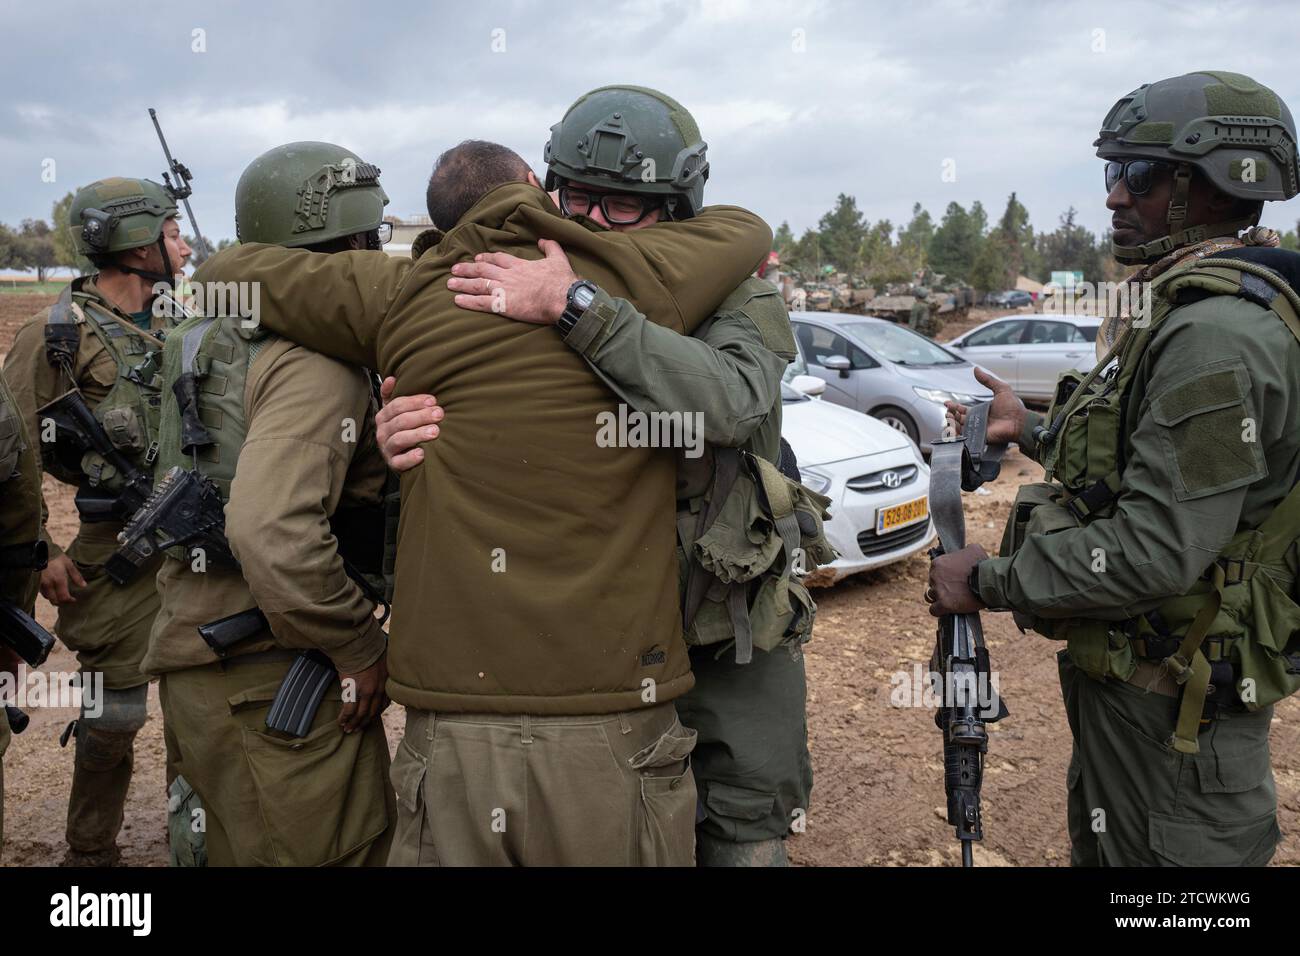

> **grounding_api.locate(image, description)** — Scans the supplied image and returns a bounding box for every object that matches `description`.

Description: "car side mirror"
[823,354,851,378]
[790,374,826,397]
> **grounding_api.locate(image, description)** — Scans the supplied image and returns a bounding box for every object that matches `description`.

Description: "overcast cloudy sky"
[5,0,1300,248]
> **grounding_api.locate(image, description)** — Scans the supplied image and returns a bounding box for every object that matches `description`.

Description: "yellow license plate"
[876,496,929,534]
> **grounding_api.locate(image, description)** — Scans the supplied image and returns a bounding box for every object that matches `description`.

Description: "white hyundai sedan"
[781,378,935,584]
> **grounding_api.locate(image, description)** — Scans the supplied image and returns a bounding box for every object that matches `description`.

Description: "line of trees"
[775,192,1300,292]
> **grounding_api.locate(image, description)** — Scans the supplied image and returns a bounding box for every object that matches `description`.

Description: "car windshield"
[780,381,806,402]
[842,322,963,365]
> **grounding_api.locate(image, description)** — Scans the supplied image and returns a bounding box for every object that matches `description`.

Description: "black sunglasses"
[557,185,662,225]
[1104,159,1172,196]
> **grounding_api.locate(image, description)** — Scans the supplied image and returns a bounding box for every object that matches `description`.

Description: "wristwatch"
[967,563,984,602]
[557,279,598,339]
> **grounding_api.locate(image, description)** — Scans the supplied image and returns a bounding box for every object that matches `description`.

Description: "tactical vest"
[154,315,268,496]
[678,444,836,662]
[154,315,389,593]
[1001,256,1300,754]
[43,284,167,493]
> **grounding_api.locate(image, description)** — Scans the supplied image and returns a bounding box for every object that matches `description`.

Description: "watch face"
[573,283,596,311]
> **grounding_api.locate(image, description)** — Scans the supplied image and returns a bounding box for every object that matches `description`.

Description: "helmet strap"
[117,236,175,290]
[1112,165,1258,263]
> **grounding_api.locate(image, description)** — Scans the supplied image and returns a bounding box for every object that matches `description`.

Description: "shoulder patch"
[719,278,796,359]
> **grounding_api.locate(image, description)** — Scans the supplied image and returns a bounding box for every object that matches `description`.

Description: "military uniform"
[980,71,1300,866]
[144,333,395,866]
[198,181,772,865]
[908,288,931,334]
[137,141,397,866]
[565,279,816,862]
[538,86,829,866]
[0,368,44,861]
[4,272,172,863]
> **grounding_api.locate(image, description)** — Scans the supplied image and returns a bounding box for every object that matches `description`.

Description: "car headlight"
[912,386,956,404]
[913,387,980,405]
[802,468,833,495]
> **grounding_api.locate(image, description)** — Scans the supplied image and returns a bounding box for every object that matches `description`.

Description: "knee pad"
[82,683,148,734]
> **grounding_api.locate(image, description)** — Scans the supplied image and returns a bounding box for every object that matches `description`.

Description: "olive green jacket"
[567,278,795,496]
[195,182,771,714]
[0,368,41,614]
[4,277,168,562]
[978,295,1300,619]
[143,338,389,677]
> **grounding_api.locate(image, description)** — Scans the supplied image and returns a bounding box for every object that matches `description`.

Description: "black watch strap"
[557,280,596,339]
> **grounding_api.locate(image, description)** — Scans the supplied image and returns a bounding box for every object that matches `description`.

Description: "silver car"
[946,314,1101,402]
[789,311,993,453]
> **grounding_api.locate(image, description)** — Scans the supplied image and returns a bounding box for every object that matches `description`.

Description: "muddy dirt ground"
[2,294,1297,867]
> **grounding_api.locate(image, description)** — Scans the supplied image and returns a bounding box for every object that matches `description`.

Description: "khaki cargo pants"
[675,642,812,845]
[56,522,159,858]
[389,701,697,866]
[159,653,393,866]
[1058,650,1279,866]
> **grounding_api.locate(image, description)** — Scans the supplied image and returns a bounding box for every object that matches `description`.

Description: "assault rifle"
[107,465,235,585]
[1,598,57,736]
[110,465,389,738]
[928,402,1009,867]
[36,389,153,524]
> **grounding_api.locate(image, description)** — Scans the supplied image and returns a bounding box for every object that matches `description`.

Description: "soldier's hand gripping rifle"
[928,402,1009,867]
[36,389,154,524]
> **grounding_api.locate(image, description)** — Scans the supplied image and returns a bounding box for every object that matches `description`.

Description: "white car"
[946,314,1102,402]
[782,378,935,584]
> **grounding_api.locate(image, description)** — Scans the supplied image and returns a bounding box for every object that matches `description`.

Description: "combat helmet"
[235,142,389,248]
[544,85,709,219]
[1095,70,1300,263]
[71,177,180,280]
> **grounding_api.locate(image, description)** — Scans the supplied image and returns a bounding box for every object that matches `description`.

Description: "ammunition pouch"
[680,447,835,662]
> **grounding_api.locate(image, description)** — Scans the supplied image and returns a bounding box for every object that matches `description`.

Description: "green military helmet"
[235,141,389,248]
[544,85,709,219]
[1095,71,1300,262]
[70,177,178,256]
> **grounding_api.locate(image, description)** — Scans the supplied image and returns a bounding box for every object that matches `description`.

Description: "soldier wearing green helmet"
[380,85,822,866]
[4,175,192,866]
[142,141,395,866]
[931,71,1300,866]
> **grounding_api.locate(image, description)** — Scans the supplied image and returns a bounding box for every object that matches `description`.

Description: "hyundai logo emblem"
[881,471,901,488]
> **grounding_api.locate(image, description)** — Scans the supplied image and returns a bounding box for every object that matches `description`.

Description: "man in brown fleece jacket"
[195,139,772,865]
